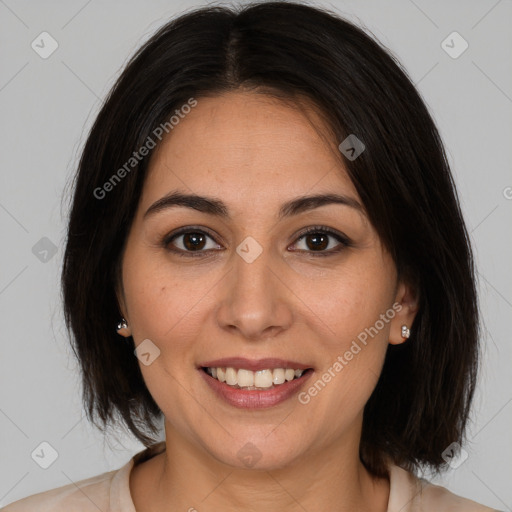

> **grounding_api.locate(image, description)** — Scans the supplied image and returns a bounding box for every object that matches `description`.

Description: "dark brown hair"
[61,0,479,478]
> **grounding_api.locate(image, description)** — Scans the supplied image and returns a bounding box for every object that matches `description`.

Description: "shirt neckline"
[110,441,419,512]
[110,441,167,512]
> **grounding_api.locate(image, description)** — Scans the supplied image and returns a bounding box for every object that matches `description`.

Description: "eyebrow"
[143,190,364,221]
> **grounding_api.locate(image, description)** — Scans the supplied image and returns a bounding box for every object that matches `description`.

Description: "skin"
[117,91,418,512]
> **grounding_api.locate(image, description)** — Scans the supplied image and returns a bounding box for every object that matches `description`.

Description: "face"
[117,91,417,470]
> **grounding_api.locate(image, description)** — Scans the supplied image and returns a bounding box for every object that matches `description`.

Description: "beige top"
[1,441,498,511]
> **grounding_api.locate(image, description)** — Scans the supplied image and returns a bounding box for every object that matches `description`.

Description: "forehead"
[141,91,359,214]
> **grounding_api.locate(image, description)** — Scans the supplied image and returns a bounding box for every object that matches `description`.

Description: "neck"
[134,420,389,512]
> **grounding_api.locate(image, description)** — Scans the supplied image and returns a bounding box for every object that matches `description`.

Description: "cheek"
[122,263,207,419]
[122,245,212,344]
[315,264,395,346]
[299,289,393,439]
[303,256,395,403]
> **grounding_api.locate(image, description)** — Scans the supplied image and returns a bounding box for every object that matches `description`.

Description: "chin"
[204,432,307,471]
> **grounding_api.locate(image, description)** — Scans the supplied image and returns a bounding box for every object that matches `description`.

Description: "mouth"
[200,366,313,390]
[197,357,314,408]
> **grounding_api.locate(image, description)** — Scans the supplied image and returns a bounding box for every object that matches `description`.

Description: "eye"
[163,227,222,257]
[162,225,351,258]
[290,226,351,256]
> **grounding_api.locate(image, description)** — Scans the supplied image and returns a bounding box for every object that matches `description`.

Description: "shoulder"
[1,442,163,512]
[387,463,498,512]
[0,469,117,512]
[417,478,499,511]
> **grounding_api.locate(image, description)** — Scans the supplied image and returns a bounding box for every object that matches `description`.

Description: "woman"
[2,1,498,511]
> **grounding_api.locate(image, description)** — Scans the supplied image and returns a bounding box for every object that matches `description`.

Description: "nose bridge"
[232,236,276,309]
[217,235,292,339]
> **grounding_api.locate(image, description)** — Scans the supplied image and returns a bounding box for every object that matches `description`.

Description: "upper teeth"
[205,367,305,388]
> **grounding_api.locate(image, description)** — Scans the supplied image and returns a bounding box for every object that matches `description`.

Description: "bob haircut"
[62,0,479,478]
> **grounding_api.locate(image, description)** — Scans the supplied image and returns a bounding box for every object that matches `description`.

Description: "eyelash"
[162,225,352,258]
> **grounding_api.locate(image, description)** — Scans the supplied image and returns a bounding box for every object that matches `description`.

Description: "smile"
[202,366,311,390]
[197,357,314,409]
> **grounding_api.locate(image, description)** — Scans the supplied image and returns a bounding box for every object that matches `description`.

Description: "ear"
[114,261,132,338]
[388,278,419,345]
[116,284,127,320]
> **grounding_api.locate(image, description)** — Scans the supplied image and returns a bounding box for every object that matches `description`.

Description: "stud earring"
[116,318,129,333]
[401,325,410,339]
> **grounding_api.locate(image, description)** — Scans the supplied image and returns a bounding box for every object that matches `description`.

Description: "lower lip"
[199,368,313,409]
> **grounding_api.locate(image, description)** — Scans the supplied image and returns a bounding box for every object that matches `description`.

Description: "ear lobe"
[116,318,131,337]
[115,291,131,337]
[115,280,131,337]
[388,279,419,345]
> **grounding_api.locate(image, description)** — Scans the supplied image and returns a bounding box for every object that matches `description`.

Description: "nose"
[215,243,293,341]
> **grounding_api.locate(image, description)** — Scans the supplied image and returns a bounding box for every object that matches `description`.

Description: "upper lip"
[199,357,313,372]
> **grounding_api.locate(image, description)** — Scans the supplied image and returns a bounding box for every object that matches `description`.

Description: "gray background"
[0,0,511,509]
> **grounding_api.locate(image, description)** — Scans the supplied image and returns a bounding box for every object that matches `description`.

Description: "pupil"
[184,233,205,250]
[307,233,328,251]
